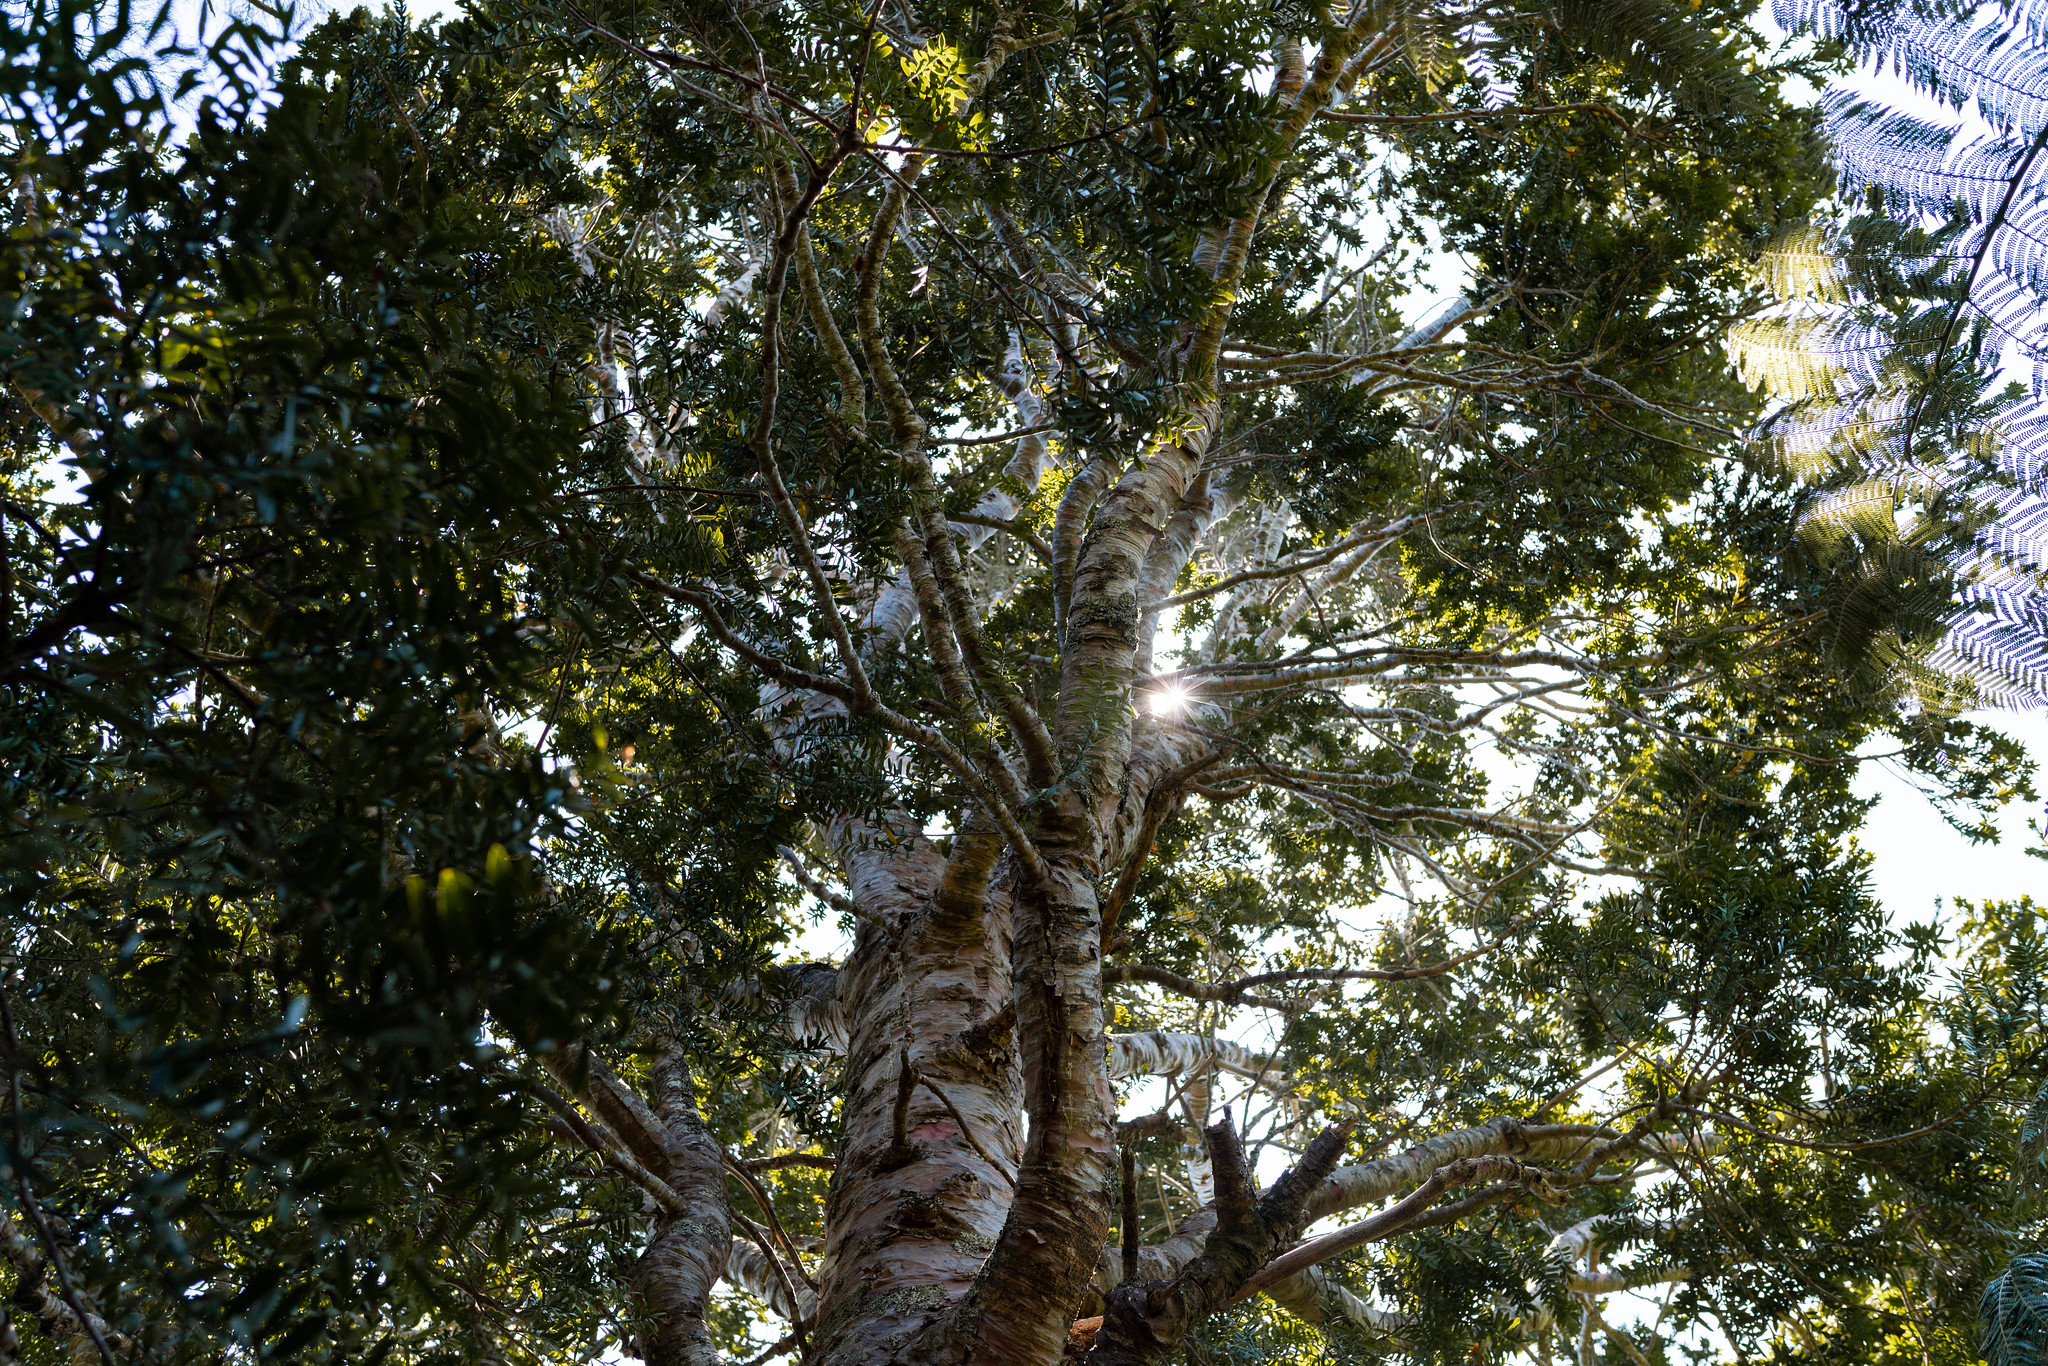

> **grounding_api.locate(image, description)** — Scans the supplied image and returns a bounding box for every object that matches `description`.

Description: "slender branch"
[1317,101,1652,134]
[858,119,1138,160]
[918,1076,1016,1188]
[1145,513,1449,611]
[778,844,890,931]
[847,140,1059,789]
[1584,1297,1653,1366]
[721,1152,820,1291]
[1672,1091,1990,1154]
[741,1329,803,1366]
[949,512,1053,564]
[0,983,118,1366]
[934,421,1060,446]
[776,156,865,435]
[1103,964,1317,1013]
[1100,752,1221,949]
[533,1084,690,1216]
[749,135,872,699]
[1111,919,1539,1004]
[732,1211,809,1317]
[1237,1155,1562,1298]
[743,1153,837,1173]
[894,524,1031,813]
[632,572,1049,883]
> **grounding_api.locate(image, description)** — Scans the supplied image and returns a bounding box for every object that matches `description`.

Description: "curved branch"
[1237,1155,1562,1299]
[1106,923,1535,1007]
[1104,964,1316,1013]
[534,1083,690,1216]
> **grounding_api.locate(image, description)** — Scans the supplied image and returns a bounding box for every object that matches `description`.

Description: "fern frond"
[1982,1253,2048,1366]
[1800,478,1907,552]
[1878,9,2048,138]
[1773,1,1982,47]
[1755,224,1852,302]
[1756,1,2048,710]
[1944,613,2048,707]
[1826,92,2042,222]
[1988,400,2048,479]
[1729,313,1924,399]
[1752,396,1910,480]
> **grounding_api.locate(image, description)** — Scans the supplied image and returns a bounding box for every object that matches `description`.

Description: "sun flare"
[1148,683,1191,717]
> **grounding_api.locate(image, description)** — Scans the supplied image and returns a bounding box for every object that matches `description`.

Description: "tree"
[1741,1,2048,1361]
[3,1,2045,1364]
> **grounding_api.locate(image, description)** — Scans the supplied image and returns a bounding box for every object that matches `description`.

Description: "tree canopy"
[2,1,2045,1364]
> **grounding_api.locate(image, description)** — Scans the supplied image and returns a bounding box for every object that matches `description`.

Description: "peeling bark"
[0,1212,130,1358]
[807,888,1023,1366]
[724,1239,816,1324]
[631,1051,734,1366]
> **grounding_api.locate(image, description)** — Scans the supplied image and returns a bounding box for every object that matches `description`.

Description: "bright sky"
[1858,710,2048,922]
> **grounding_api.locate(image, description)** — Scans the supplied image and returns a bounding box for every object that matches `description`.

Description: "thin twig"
[0,984,118,1366]
[917,1076,1015,1189]
[740,1329,802,1366]
[777,845,890,931]
[721,1152,820,1291]
[743,1152,837,1173]
[933,421,1060,446]
[532,1085,689,1216]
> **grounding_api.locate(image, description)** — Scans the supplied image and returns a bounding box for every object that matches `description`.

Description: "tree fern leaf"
[1825,93,2040,223]
[1801,478,1909,552]
[1731,311,1938,399]
[1755,224,1853,302]
[1755,0,2048,710]
[1878,10,2048,138]
[1942,616,2048,706]
[1752,397,1911,479]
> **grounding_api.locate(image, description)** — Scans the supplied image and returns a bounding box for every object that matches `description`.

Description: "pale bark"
[0,1211,130,1358]
[633,1051,735,1366]
[1105,1032,1282,1086]
[804,876,1024,1366]
[1091,1117,1353,1362]
[1305,1118,1605,1225]
[724,1239,817,1323]
[1113,1117,1665,1292]
[1262,1264,1404,1332]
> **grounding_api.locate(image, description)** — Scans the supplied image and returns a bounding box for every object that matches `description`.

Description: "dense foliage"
[0,0,2044,1364]
[1740,2,2048,1362]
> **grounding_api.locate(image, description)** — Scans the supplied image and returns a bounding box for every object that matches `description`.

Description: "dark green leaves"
[1986,1254,2048,1366]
